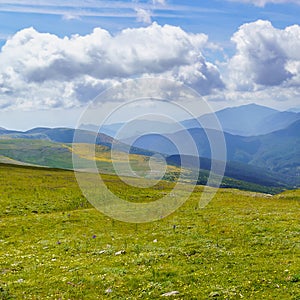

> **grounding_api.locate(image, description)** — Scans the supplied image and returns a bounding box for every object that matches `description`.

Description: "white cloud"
[135,8,152,24]
[206,84,300,111]
[0,33,10,41]
[152,0,167,5]
[226,20,300,91]
[0,0,220,20]
[0,23,223,110]
[62,14,81,21]
[228,0,300,6]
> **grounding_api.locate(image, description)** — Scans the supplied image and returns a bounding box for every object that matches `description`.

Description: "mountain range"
[81,103,300,138]
[0,103,299,191]
[127,121,299,184]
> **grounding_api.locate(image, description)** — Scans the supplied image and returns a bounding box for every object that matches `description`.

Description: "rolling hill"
[0,114,298,191]
[0,127,157,157]
[128,120,300,187]
[0,137,294,193]
[0,127,114,145]
[0,163,299,299]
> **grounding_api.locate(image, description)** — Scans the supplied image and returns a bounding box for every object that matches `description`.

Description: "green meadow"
[0,163,299,299]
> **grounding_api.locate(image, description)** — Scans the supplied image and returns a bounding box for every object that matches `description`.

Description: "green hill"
[1,123,298,190]
[0,139,85,169]
[0,138,289,194]
[0,164,299,299]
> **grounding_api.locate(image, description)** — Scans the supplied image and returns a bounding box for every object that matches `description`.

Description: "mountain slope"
[129,121,300,187]
[0,120,298,189]
[95,103,300,138]
[257,111,300,135]
[249,120,300,177]
[181,103,300,136]
[0,127,158,157]
[166,155,291,189]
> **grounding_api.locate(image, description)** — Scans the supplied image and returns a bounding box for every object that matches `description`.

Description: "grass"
[0,138,291,195]
[0,139,183,180]
[0,164,299,299]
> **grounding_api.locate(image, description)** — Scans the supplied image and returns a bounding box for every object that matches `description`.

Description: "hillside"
[0,127,114,145]
[129,122,300,187]
[0,139,171,177]
[166,155,290,191]
[181,103,300,136]
[0,139,80,169]
[0,118,298,191]
[0,163,299,299]
[0,138,290,193]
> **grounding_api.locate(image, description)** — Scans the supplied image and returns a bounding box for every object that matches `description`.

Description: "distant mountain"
[0,127,21,135]
[272,119,300,137]
[166,155,290,189]
[0,133,289,192]
[81,119,182,139]
[0,136,162,173]
[0,127,114,146]
[0,127,157,158]
[127,128,260,159]
[0,103,298,190]
[80,123,124,137]
[128,120,300,187]
[0,124,297,191]
[92,103,300,138]
[288,106,300,113]
[181,103,300,136]
[248,120,300,178]
[257,111,300,135]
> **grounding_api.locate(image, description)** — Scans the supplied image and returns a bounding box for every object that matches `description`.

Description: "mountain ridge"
[79,103,300,138]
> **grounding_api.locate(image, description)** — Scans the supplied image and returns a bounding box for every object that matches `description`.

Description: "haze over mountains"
[182,103,300,136]
[0,103,299,190]
[81,104,300,138]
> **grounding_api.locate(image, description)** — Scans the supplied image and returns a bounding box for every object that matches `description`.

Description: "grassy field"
[0,139,289,194]
[0,139,183,179]
[0,163,299,299]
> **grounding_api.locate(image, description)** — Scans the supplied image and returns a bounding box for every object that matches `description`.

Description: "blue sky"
[1,1,299,47]
[0,0,299,129]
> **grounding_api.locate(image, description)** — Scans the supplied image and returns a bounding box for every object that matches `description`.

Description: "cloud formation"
[152,0,167,5]
[135,8,152,24]
[228,0,300,6]
[226,20,300,91]
[0,0,201,19]
[0,23,223,109]
[1,19,299,111]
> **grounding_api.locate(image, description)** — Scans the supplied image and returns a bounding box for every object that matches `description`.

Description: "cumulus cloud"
[228,0,300,6]
[226,20,300,91]
[0,23,224,110]
[134,0,167,24]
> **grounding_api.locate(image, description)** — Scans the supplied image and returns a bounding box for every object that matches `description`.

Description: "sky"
[0,0,300,130]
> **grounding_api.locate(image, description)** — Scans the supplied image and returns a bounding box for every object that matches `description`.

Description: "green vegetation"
[0,139,180,178]
[0,139,79,169]
[0,163,299,299]
[0,138,294,194]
